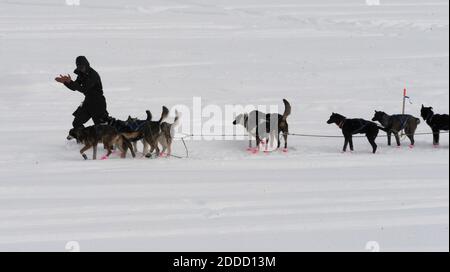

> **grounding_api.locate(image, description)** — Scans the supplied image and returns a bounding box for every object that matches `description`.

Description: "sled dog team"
[69,101,449,160]
[68,107,181,160]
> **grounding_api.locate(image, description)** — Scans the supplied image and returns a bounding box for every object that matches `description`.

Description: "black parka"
[64,56,108,122]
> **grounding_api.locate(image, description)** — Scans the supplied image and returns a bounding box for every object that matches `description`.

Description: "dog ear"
[421,104,424,108]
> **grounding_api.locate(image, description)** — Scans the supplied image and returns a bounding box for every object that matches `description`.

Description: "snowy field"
[0,0,448,251]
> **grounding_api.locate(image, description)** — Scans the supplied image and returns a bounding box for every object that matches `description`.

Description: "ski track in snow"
[0,0,448,251]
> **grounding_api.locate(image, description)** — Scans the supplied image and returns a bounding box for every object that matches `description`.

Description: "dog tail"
[146,110,152,121]
[282,99,291,121]
[159,106,170,123]
[121,135,136,158]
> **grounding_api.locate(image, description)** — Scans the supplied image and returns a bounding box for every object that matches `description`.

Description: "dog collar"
[338,120,346,129]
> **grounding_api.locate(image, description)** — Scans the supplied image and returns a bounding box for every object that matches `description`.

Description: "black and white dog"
[327,113,380,154]
[233,99,291,152]
[372,111,420,147]
[421,105,449,146]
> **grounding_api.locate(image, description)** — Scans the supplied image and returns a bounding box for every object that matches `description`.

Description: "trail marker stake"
[401,88,410,138]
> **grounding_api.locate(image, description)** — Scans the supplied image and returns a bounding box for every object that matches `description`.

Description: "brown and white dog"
[157,110,181,157]
[233,99,291,152]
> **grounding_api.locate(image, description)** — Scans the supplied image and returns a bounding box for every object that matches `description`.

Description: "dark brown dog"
[143,106,170,158]
[71,125,135,160]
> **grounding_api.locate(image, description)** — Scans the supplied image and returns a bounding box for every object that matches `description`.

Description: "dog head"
[67,127,86,143]
[371,110,386,122]
[421,105,434,120]
[233,113,248,126]
[67,128,78,141]
[327,113,345,125]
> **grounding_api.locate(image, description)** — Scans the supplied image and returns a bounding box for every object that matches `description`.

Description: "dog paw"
[100,156,109,160]
[409,145,414,149]
[282,148,288,153]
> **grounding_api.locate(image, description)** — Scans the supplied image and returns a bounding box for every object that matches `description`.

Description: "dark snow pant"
[72,105,108,129]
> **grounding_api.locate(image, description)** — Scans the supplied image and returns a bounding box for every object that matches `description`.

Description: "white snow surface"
[0,0,448,251]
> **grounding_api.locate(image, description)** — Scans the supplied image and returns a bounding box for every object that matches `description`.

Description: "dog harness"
[351,120,370,134]
[126,119,147,131]
[390,115,410,131]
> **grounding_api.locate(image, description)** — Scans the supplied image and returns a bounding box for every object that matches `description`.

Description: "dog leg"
[103,147,113,160]
[247,136,254,152]
[114,136,126,158]
[167,144,172,157]
[394,132,401,147]
[277,133,281,149]
[367,135,378,154]
[93,144,98,160]
[124,138,135,158]
[155,145,161,157]
[80,144,92,160]
[256,130,261,151]
[106,140,114,158]
[143,141,149,157]
[405,128,415,147]
[256,137,261,152]
[264,139,270,153]
[146,145,156,158]
[349,137,354,152]
[283,133,288,151]
[387,131,392,146]
[433,129,440,146]
[343,136,349,153]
